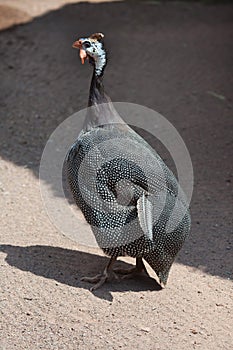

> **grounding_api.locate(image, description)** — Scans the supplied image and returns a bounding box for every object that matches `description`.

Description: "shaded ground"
[0,1,233,349]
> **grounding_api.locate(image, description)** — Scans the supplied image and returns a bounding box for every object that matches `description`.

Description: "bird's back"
[66,124,191,283]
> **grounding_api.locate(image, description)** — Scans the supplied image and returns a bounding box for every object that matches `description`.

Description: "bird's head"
[72,32,106,76]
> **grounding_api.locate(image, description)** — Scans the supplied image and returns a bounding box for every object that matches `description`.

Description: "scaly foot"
[81,256,118,291]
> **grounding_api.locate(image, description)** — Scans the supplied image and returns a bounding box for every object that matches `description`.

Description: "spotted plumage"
[66,33,191,290]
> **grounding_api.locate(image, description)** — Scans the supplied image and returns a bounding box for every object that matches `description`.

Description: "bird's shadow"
[0,244,161,301]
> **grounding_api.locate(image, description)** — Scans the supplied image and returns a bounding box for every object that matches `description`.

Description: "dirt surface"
[0,0,116,31]
[0,1,233,349]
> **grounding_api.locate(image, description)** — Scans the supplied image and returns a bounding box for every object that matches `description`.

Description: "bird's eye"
[83,41,91,49]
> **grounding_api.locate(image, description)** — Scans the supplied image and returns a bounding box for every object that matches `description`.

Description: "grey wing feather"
[137,193,153,241]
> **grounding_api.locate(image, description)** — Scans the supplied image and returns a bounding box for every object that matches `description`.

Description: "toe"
[81,274,102,283]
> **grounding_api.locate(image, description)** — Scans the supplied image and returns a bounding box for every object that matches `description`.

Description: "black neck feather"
[88,70,108,107]
[83,58,125,131]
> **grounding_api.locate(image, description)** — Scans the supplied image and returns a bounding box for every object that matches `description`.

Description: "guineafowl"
[66,33,191,291]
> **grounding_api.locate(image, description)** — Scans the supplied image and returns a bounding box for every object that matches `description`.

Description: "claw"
[81,256,118,291]
[80,257,149,291]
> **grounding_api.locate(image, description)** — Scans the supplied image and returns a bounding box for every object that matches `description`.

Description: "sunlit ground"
[0,0,118,30]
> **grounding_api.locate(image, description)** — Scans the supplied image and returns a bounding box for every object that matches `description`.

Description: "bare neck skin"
[83,59,125,132]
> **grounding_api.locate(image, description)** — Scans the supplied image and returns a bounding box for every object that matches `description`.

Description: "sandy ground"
[0,0,116,31]
[0,1,233,349]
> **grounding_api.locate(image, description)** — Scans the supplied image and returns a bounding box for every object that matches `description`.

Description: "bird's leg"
[113,257,149,279]
[81,256,119,291]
